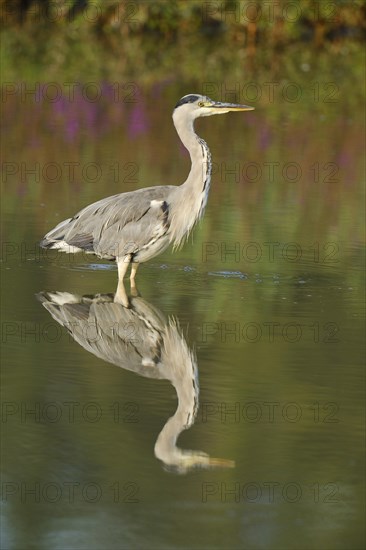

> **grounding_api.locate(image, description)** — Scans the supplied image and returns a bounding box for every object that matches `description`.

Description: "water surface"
[1,74,365,549]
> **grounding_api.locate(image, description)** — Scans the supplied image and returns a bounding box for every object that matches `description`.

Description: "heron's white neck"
[154,321,199,468]
[154,400,197,466]
[153,376,199,469]
[169,111,212,248]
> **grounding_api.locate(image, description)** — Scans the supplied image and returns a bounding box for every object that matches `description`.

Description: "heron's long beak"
[180,453,236,470]
[210,101,254,112]
[201,99,254,115]
[205,456,236,468]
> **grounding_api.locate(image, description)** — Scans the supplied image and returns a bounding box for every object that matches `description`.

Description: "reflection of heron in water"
[40,94,253,292]
[37,290,234,473]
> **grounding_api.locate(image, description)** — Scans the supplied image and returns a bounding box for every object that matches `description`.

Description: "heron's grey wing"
[42,186,176,258]
[36,292,168,378]
[94,195,170,259]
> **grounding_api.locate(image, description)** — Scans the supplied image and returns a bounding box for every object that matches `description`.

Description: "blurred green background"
[1,2,365,550]
[1,0,365,81]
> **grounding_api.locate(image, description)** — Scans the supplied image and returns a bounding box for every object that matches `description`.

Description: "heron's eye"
[198,101,204,107]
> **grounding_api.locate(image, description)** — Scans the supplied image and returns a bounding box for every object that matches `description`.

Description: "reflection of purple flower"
[338,151,351,167]
[84,101,97,133]
[243,112,256,127]
[35,84,43,103]
[128,103,148,138]
[53,95,67,116]
[66,118,80,142]
[101,81,114,100]
[29,136,41,148]
[151,78,175,99]
[46,82,133,141]
[16,183,27,197]
[259,125,271,150]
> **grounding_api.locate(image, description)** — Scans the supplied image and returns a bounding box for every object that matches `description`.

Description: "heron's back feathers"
[40,186,178,260]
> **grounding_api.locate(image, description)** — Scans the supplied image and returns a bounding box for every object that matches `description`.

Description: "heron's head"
[174,94,254,120]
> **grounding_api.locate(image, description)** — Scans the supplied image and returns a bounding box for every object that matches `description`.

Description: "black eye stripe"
[174,95,201,109]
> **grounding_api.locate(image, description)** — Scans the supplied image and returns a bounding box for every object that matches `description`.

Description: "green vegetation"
[1,0,365,82]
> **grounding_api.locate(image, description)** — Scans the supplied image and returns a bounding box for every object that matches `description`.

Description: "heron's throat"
[171,115,212,248]
[154,357,199,467]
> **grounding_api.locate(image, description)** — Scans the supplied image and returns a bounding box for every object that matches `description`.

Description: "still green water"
[1,72,365,549]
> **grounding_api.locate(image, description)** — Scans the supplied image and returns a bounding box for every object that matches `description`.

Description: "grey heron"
[37,290,235,473]
[40,94,254,288]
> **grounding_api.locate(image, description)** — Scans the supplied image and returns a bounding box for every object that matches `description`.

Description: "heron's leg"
[130,263,139,294]
[114,280,129,307]
[117,257,130,281]
[115,257,131,307]
[130,262,139,281]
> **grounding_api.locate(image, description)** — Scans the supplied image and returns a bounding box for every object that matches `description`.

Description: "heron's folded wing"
[96,198,170,257]
[62,186,175,258]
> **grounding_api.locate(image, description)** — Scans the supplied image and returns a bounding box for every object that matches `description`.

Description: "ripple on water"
[208,270,248,280]
[62,263,116,271]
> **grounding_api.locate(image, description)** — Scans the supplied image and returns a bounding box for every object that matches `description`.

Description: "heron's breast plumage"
[168,137,212,250]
